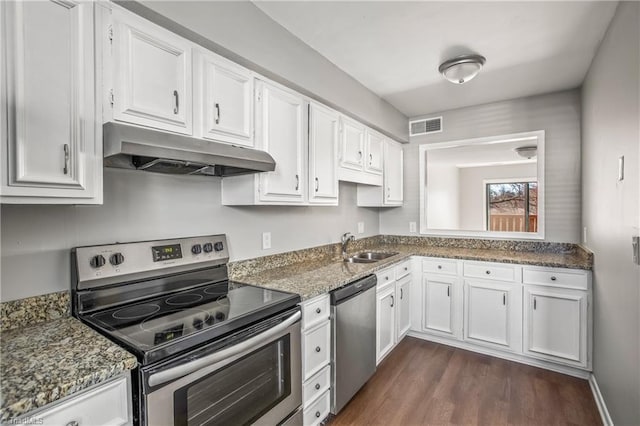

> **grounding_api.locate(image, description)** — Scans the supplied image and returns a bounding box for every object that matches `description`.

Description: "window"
[486,182,538,233]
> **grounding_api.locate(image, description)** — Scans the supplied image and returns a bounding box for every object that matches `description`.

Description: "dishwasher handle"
[330,275,377,305]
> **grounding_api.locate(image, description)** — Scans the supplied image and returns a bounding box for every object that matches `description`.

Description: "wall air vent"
[409,116,442,136]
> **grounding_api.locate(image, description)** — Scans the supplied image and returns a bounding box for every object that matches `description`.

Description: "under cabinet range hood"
[103,122,276,177]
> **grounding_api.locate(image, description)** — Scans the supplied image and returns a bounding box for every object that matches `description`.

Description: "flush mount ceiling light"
[514,145,538,159]
[438,54,486,84]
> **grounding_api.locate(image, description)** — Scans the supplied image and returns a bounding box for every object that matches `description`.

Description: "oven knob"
[213,242,224,252]
[215,312,226,321]
[191,244,202,255]
[192,318,203,330]
[110,252,125,266]
[205,315,216,326]
[203,243,214,253]
[89,255,106,268]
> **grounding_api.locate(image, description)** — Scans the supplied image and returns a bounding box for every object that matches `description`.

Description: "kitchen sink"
[344,251,398,263]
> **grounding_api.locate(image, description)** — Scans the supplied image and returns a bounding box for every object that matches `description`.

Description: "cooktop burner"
[166,293,203,306]
[112,303,161,320]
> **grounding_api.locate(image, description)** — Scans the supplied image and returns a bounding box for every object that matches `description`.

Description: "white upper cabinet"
[195,50,253,146]
[1,0,102,204]
[308,102,339,205]
[111,8,192,134]
[364,129,384,175]
[339,115,365,171]
[221,79,306,205]
[384,140,403,204]
[356,139,404,207]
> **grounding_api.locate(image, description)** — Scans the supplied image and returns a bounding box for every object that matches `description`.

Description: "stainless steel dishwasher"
[330,274,377,414]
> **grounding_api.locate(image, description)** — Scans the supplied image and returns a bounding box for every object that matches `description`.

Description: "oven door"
[143,309,302,426]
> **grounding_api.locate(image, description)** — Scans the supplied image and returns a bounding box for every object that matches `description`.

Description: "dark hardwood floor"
[330,337,601,426]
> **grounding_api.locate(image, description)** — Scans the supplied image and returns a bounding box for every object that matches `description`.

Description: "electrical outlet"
[262,232,271,250]
[618,156,625,181]
[583,227,588,244]
[409,222,417,233]
[357,222,365,234]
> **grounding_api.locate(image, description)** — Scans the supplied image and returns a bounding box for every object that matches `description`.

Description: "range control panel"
[75,235,229,287]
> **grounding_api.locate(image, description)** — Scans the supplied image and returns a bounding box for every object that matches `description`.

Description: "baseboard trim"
[589,374,614,426]
[407,331,591,379]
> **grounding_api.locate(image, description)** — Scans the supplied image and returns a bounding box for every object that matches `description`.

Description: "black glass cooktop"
[82,281,300,364]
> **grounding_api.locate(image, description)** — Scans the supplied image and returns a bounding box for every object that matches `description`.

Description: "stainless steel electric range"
[72,235,302,426]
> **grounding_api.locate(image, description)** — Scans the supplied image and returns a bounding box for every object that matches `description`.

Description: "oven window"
[174,336,291,426]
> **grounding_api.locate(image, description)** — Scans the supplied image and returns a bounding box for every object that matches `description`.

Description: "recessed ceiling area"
[254,1,617,118]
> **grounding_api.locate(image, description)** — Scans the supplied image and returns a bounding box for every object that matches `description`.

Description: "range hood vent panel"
[103,122,276,177]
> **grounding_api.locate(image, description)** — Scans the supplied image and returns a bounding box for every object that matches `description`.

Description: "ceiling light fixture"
[514,145,538,159]
[438,54,486,84]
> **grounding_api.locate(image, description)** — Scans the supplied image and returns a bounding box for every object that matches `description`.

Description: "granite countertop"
[0,316,137,421]
[232,242,592,301]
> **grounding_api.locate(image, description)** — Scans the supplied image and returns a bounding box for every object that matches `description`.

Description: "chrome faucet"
[341,232,355,260]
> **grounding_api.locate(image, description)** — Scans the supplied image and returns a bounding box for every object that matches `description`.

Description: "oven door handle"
[148,310,301,388]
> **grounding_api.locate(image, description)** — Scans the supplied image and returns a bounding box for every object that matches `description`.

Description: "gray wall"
[0,170,379,301]
[581,2,640,424]
[131,1,408,141]
[380,90,582,243]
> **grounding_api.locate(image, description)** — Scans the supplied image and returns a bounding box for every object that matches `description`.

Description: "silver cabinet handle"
[390,295,394,307]
[315,383,321,390]
[447,286,450,297]
[214,103,220,124]
[295,174,299,191]
[550,276,557,281]
[385,276,389,281]
[63,144,70,175]
[358,150,363,162]
[533,297,537,310]
[66,421,79,426]
[315,411,321,418]
[149,311,301,387]
[400,288,403,299]
[173,90,179,114]
[503,293,506,305]
[437,265,442,269]
[369,153,373,165]
[486,270,491,275]
[315,177,319,192]
[315,346,321,353]
[387,188,390,198]
[315,307,321,314]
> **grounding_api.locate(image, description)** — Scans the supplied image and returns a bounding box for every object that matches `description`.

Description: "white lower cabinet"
[22,375,131,426]
[411,257,592,374]
[523,285,588,367]
[376,281,396,364]
[300,295,331,425]
[464,279,522,352]
[396,275,411,339]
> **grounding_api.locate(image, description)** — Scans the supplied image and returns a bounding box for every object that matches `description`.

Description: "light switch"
[357,222,365,234]
[262,232,271,250]
[633,236,639,265]
[409,222,417,233]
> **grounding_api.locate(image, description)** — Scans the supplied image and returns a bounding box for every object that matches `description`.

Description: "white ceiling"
[254,1,617,118]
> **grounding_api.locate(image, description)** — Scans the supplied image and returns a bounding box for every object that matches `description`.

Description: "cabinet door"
[308,102,339,205]
[396,276,411,340]
[256,80,305,203]
[364,129,384,174]
[423,275,454,335]
[1,0,101,203]
[339,116,365,171]
[384,140,403,205]
[464,280,522,352]
[524,286,588,367]
[376,285,396,364]
[198,51,253,146]
[112,8,192,134]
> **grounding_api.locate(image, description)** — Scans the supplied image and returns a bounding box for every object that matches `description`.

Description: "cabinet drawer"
[376,267,395,287]
[303,365,331,407]
[301,295,330,331]
[522,268,589,290]
[395,260,411,279]
[36,376,129,426]
[303,389,330,426]
[422,258,458,276]
[303,321,331,380]
[464,262,518,282]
